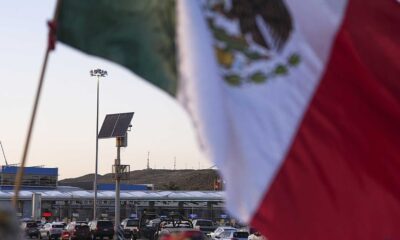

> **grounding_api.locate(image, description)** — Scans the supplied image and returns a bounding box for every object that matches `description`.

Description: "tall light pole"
[90,68,107,220]
[0,141,9,166]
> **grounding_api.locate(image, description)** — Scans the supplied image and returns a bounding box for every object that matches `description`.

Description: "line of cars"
[20,215,256,240]
[21,218,132,240]
[21,220,66,239]
[21,219,112,240]
[153,217,253,240]
[128,212,251,240]
[61,220,116,240]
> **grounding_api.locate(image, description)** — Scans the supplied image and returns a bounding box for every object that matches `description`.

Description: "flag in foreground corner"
[57,0,400,239]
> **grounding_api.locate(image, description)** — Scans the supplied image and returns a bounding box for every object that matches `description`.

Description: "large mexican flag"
[57,0,400,239]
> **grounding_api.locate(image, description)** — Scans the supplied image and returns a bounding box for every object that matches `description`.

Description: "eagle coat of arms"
[204,0,301,86]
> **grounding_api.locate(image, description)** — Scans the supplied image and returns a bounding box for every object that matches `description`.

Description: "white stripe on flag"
[177,0,347,223]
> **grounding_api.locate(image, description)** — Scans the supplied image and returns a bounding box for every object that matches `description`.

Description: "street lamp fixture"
[90,69,108,77]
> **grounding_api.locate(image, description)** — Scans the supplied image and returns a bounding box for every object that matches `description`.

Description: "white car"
[39,222,65,239]
[219,231,249,240]
[192,219,215,234]
[209,226,237,239]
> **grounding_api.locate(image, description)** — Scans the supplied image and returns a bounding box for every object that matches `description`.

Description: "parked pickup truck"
[192,219,217,234]
[121,218,140,240]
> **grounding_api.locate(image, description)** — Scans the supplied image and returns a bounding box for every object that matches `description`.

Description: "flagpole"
[12,0,63,207]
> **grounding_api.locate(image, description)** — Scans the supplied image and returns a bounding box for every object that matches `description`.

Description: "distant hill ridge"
[59,169,219,191]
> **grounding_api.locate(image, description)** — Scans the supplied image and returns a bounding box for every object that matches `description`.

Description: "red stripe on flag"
[251,0,400,239]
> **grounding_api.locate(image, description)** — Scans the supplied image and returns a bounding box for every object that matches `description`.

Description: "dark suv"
[88,220,114,239]
[21,221,40,238]
[62,222,91,240]
[138,212,159,240]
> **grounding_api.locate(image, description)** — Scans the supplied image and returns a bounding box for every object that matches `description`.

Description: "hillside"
[59,169,219,191]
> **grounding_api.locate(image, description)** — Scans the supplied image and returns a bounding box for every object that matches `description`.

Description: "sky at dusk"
[0,1,211,179]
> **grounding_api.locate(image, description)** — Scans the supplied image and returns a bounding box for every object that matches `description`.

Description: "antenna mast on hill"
[147,151,150,170]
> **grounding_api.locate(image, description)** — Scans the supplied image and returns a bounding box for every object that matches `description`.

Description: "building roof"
[0,188,224,201]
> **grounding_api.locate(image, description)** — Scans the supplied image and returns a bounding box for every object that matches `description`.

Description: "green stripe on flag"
[57,0,177,95]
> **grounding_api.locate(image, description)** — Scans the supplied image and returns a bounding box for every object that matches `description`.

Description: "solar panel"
[98,112,134,138]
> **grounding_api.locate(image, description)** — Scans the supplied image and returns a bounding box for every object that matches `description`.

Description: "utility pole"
[115,136,122,232]
[174,157,176,170]
[98,112,133,239]
[0,141,8,166]
[147,152,150,170]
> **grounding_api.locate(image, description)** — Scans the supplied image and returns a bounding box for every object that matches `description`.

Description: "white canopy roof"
[0,188,225,201]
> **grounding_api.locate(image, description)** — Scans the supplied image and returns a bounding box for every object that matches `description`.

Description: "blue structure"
[0,165,58,190]
[0,166,58,175]
[97,183,152,191]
